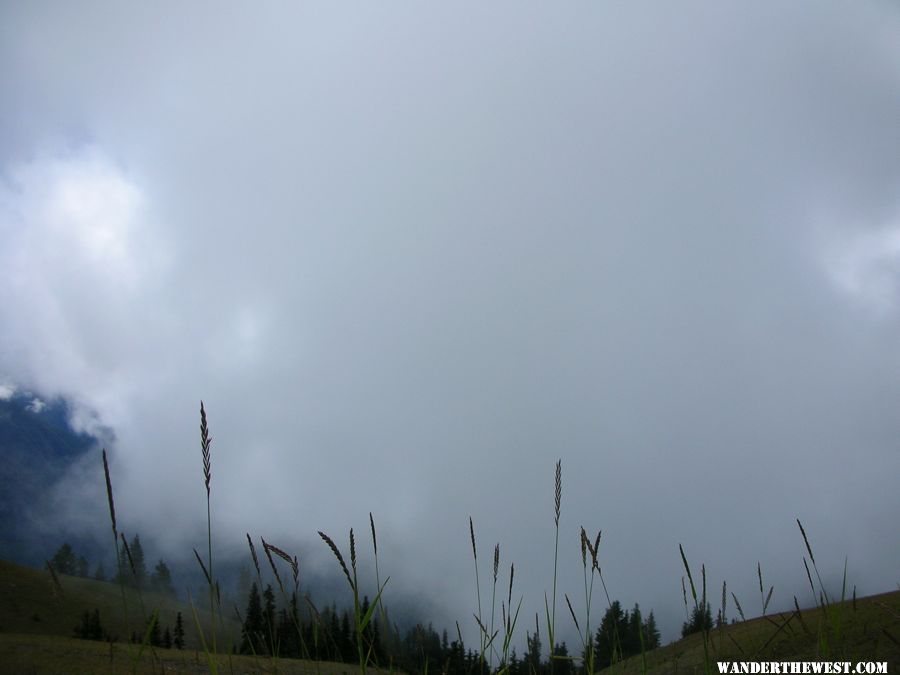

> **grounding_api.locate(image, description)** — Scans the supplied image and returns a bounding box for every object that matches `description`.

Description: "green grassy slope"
[1,557,897,674]
[610,590,900,674]
[0,558,386,674]
[0,558,237,648]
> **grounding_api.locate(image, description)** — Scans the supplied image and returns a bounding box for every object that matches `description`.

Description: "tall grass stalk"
[469,516,487,674]
[501,562,523,673]
[545,460,562,673]
[102,449,130,628]
[797,519,848,658]
[569,527,601,674]
[679,543,712,675]
[187,402,222,674]
[490,543,500,668]
[370,512,390,669]
[319,527,387,675]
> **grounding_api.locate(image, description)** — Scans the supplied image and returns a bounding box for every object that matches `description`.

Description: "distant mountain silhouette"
[0,389,105,565]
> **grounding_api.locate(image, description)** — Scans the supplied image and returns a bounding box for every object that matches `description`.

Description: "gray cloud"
[1,1,898,646]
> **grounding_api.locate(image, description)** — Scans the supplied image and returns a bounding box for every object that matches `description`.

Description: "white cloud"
[0,382,14,400]
[823,222,900,315]
[25,397,45,413]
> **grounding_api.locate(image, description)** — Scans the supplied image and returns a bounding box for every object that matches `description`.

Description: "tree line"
[49,535,176,596]
[236,580,661,674]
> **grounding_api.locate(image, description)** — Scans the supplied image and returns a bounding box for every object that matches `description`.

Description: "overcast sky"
[1,2,898,647]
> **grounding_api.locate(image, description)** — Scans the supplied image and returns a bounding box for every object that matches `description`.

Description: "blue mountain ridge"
[0,390,105,566]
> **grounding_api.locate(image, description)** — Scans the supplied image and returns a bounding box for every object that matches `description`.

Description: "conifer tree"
[594,601,625,669]
[682,601,713,638]
[173,611,186,649]
[263,584,277,655]
[148,615,162,646]
[240,582,264,655]
[51,543,77,575]
[130,534,147,588]
[643,611,660,649]
[151,559,175,596]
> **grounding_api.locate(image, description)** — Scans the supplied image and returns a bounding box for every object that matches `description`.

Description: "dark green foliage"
[130,535,146,588]
[163,626,172,649]
[240,582,264,655]
[525,625,542,674]
[552,641,572,675]
[118,534,148,588]
[263,583,277,654]
[173,611,185,649]
[593,601,661,668]
[151,559,175,596]
[644,610,661,648]
[51,543,77,575]
[275,592,302,658]
[93,561,106,581]
[682,600,714,637]
[147,614,161,647]
[73,608,105,641]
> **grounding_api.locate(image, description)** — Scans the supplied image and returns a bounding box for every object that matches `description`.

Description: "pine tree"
[163,627,172,649]
[682,601,713,638]
[594,601,626,669]
[643,611,661,649]
[340,610,352,662]
[525,625,542,675]
[74,608,105,641]
[240,582,264,655]
[263,584,276,655]
[151,559,175,596]
[51,543,77,575]
[93,561,106,581]
[147,615,162,647]
[552,642,571,675]
[173,611,186,649]
[625,604,643,656]
[130,535,147,589]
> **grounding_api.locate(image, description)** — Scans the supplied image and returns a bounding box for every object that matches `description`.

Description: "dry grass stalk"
[194,548,211,585]
[121,534,137,578]
[102,449,117,541]
[732,591,746,622]
[246,533,261,577]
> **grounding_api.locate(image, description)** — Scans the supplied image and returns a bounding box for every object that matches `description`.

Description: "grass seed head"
[318,531,353,590]
[261,537,284,593]
[200,401,212,496]
[349,528,357,575]
[554,460,562,526]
